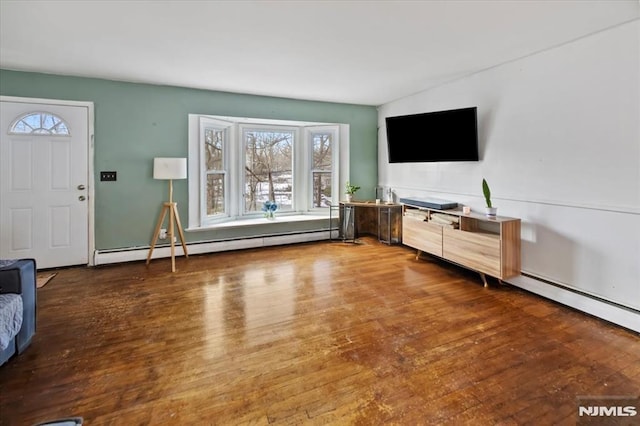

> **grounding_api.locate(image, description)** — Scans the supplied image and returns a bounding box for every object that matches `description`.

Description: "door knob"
[78,195,86,201]
[77,184,86,190]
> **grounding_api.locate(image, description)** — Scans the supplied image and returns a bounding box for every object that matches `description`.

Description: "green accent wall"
[0,69,378,250]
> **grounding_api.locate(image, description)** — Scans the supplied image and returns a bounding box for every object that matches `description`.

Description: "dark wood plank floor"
[1,238,638,425]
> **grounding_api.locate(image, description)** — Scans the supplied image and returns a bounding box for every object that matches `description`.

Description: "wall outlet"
[159,229,167,240]
[100,171,117,181]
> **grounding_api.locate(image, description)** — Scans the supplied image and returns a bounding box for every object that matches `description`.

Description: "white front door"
[0,100,90,268]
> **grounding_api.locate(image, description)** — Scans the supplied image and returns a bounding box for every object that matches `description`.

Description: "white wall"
[378,21,640,312]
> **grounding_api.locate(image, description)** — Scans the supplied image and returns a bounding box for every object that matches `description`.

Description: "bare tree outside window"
[244,129,293,212]
[312,132,332,207]
[205,128,225,216]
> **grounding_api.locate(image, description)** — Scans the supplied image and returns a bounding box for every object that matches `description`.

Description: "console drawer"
[403,217,443,257]
[443,228,501,277]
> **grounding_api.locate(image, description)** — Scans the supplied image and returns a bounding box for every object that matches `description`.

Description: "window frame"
[306,126,339,211]
[197,116,234,225]
[239,123,298,216]
[201,120,229,220]
[188,114,348,230]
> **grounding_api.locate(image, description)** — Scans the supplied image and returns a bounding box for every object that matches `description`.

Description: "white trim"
[197,115,335,127]
[188,114,200,228]
[507,274,640,333]
[187,213,328,231]
[94,231,330,266]
[339,124,350,201]
[87,106,96,266]
[0,95,96,266]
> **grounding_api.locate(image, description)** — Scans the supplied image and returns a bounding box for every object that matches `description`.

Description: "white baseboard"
[93,231,330,266]
[507,274,639,333]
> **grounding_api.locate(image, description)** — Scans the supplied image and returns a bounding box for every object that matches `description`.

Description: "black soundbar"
[399,197,458,210]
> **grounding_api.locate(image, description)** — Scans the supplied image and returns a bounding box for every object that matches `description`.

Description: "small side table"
[330,204,357,242]
[378,205,402,244]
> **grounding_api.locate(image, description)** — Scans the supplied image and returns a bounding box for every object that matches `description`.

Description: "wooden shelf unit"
[402,204,521,286]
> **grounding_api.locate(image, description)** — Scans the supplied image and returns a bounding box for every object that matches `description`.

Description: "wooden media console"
[402,203,521,287]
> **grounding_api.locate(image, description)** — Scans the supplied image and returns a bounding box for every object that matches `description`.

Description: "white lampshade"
[153,157,187,180]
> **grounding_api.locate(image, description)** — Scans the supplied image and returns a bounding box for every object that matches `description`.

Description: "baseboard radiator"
[507,273,639,334]
[93,230,335,266]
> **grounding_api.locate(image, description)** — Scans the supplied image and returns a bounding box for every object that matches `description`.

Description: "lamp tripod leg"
[169,203,176,273]
[147,205,169,265]
[173,203,189,259]
[147,201,187,272]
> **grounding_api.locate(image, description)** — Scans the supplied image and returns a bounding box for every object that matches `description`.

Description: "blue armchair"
[0,259,37,365]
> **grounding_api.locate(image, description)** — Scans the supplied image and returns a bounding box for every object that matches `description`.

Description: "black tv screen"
[385,107,479,163]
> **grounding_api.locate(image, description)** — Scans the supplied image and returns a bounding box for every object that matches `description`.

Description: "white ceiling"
[1,1,638,106]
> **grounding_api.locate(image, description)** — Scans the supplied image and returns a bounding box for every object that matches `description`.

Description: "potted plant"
[482,178,497,217]
[262,200,278,220]
[345,181,360,202]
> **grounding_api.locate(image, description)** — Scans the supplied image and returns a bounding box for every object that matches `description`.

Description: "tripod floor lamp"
[147,157,189,272]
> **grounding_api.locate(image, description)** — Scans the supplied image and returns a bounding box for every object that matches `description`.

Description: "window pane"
[312,132,332,207]
[313,133,332,170]
[24,114,41,129]
[312,172,332,207]
[53,122,69,134]
[13,120,32,133]
[205,128,224,171]
[206,174,225,216]
[42,114,58,129]
[244,130,293,212]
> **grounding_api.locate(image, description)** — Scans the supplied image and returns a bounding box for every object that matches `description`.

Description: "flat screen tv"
[385,106,479,163]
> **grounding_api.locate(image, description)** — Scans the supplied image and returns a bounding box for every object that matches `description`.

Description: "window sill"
[186,213,331,232]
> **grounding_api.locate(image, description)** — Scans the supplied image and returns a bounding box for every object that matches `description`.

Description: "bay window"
[188,114,346,229]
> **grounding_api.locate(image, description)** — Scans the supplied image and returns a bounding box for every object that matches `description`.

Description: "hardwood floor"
[1,238,638,425]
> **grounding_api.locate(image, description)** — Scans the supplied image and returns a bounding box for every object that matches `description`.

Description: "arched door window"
[9,112,70,135]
